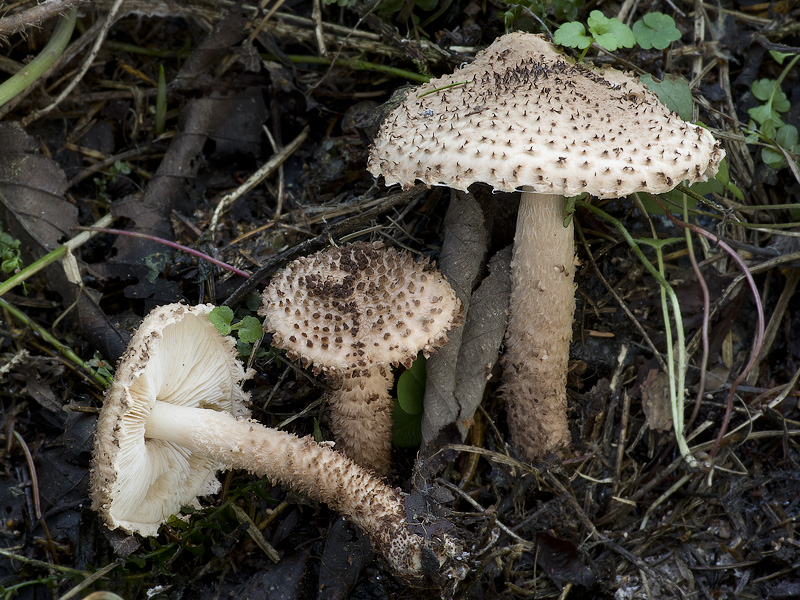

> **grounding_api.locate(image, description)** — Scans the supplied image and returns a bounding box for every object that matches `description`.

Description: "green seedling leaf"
[210,306,234,335]
[751,78,790,112]
[554,21,594,49]
[762,124,800,169]
[769,50,795,64]
[776,123,799,149]
[632,12,681,50]
[553,0,584,22]
[392,354,426,448]
[144,253,168,284]
[762,147,785,168]
[392,399,423,447]
[396,354,426,415]
[636,236,685,251]
[747,105,784,134]
[0,228,22,274]
[639,74,693,120]
[587,10,635,51]
[234,315,263,344]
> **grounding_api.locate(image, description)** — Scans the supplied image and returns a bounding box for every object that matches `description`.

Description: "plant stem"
[75,227,251,279]
[576,199,697,468]
[0,297,113,388]
[263,53,430,83]
[0,214,113,298]
[0,8,77,107]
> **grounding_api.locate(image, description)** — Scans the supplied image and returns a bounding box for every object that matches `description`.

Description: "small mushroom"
[90,303,466,587]
[368,32,724,462]
[260,241,462,474]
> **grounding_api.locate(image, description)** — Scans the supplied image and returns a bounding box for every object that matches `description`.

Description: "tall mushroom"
[260,241,462,474]
[90,303,466,588]
[368,32,724,462]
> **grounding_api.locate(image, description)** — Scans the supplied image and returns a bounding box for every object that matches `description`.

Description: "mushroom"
[260,241,462,474]
[90,303,466,587]
[368,32,724,461]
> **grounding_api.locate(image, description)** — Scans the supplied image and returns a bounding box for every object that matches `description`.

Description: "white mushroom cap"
[90,303,252,536]
[260,241,462,379]
[368,32,724,199]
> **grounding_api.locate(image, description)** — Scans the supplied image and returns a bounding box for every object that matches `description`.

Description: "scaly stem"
[144,402,435,583]
[503,191,574,461]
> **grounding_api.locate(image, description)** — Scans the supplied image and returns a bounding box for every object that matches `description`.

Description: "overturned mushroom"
[90,303,467,588]
[368,32,724,461]
[260,241,462,474]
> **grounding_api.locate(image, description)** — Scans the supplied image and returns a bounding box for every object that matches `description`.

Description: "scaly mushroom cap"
[368,32,724,199]
[260,241,462,378]
[90,303,252,536]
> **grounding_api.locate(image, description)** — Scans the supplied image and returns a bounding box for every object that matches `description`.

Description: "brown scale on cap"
[368,33,722,198]
[261,241,462,474]
[368,32,724,463]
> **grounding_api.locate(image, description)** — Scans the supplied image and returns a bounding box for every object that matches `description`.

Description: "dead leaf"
[422,189,489,450]
[640,368,673,432]
[536,531,597,587]
[0,122,126,360]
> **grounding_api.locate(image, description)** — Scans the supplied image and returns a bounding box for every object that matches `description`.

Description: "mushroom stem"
[328,371,394,474]
[144,400,447,584]
[503,191,575,461]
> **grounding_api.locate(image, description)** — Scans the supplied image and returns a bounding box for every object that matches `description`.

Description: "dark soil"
[1,1,799,599]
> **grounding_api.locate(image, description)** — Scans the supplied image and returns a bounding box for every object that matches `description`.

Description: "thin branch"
[0,0,85,36]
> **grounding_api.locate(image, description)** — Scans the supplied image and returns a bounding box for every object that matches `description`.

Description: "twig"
[0,214,113,298]
[0,297,113,388]
[436,478,528,545]
[23,0,125,125]
[0,547,87,576]
[312,0,327,57]
[11,430,41,520]
[75,227,251,279]
[209,126,309,237]
[58,560,124,600]
[544,472,685,598]
[0,0,85,36]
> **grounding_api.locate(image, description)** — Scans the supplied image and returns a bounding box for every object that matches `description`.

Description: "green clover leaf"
[639,74,693,120]
[554,21,594,49]
[587,10,635,51]
[633,12,682,50]
[209,306,234,335]
[751,78,790,113]
[235,315,264,344]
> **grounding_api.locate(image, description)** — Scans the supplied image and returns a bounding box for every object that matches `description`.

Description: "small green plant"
[744,52,800,170]
[554,11,680,61]
[144,252,169,283]
[93,160,131,201]
[209,305,264,356]
[554,10,635,60]
[639,73,693,120]
[631,12,681,50]
[87,351,115,380]
[0,222,23,275]
[392,353,426,448]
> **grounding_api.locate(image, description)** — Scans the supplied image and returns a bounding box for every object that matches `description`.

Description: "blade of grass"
[576,199,697,468]
[0,214,113,298]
